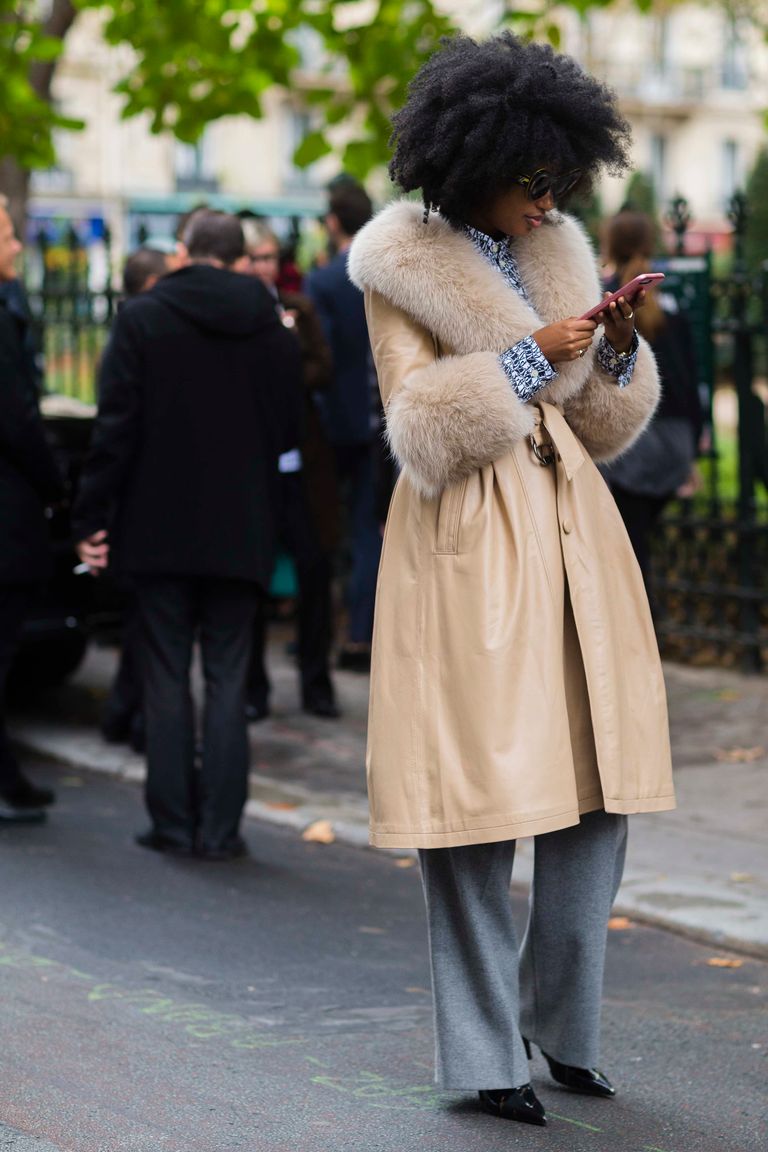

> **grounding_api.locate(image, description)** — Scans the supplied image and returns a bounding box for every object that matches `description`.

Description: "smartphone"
[579,272,665,321]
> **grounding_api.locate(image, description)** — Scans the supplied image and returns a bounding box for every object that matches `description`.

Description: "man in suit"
[305,180,381,671]
[0,196,64,822]
[73,211,303,860]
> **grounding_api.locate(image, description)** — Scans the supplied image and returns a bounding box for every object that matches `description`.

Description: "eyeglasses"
[514,168,582,202]
[248,252,279,264]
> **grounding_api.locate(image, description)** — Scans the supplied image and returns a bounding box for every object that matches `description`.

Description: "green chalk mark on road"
[547,1111,602,1132]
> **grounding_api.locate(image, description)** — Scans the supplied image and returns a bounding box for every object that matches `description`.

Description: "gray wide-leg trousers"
[418,809,628,1090]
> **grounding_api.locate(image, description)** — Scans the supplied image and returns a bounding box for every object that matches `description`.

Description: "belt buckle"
[529,432,555,467]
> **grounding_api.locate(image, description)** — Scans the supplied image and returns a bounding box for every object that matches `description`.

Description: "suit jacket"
[305,250,373,447]
[0,297,63,584]
[72,264,303,589]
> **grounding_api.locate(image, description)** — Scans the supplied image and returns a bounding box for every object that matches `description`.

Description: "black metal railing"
[24,223,116,404]
[650,192,768,671]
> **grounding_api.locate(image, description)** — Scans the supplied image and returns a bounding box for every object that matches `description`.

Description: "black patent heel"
[522,1036,615,1098]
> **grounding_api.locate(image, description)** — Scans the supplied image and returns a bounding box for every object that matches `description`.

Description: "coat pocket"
[434,476,468,555]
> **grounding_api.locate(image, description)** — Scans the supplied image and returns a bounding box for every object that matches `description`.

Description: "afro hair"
[389,31,631,224]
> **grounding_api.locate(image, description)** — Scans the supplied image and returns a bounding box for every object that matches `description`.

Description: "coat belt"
[532,402,586,481]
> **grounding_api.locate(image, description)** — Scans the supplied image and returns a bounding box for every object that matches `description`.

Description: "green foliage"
[86,0,456,178]
[0,0,82,168]
[744,147,768,273]
[622,170,658,217]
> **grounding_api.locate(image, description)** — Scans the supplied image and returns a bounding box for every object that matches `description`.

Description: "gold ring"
[624,308,634,320]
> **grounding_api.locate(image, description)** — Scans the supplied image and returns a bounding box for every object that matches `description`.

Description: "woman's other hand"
[532,318,597,365]
[594,291,645,354]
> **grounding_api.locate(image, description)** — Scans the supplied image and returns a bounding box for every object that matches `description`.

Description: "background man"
[0,196,63,822]
[306,179,380,672]
[73,211,303,860]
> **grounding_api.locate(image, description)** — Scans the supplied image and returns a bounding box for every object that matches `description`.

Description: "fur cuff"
[563,339,660,463]
[386,352,535,498]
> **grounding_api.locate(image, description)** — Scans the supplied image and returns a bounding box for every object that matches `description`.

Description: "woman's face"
[246,242,280,289]
[470,182,555,240]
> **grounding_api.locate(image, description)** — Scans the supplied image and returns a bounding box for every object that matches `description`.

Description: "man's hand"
[532,318,598,365]
[76,529,109,575]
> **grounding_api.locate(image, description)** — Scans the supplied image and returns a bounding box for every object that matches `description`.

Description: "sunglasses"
[514,168,582,202]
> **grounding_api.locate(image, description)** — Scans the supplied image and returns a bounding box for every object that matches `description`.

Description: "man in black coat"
[73,212,303,860]
[0,197,64,821]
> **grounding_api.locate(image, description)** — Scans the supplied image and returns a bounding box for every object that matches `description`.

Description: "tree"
[0,0,81,228]
[0,0,456,224]
[621,170,658,217]
[744,146,768,272]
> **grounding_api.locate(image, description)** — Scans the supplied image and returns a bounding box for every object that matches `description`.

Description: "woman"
[241,220,340,720]
[601,210,704,594]
[348,33,675,1127]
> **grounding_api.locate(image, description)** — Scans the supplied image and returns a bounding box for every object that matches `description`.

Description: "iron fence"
[651,192,768,671]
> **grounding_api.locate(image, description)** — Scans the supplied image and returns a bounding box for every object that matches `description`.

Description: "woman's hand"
[532,318,598,365]
[593,291,646,354]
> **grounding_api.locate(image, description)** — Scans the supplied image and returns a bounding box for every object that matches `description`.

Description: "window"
[174,130,218,193]
[650,134,667,204]
[721,139,740,209]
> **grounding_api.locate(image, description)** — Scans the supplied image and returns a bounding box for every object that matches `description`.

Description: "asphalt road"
[0,763,765,1152]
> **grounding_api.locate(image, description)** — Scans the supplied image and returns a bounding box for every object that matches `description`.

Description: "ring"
[578,348,586,357]
[624,308,634,320]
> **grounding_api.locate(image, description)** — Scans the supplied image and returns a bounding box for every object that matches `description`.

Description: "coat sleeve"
[562,335,660,463]
[71,309,143,542]
[365,289,535,499]
[0,308,63,502]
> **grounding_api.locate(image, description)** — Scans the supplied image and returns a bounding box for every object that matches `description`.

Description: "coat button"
[562,519,573,534]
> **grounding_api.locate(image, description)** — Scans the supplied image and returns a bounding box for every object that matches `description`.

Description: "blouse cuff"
[597,331,639,389]
[499,335,558,403]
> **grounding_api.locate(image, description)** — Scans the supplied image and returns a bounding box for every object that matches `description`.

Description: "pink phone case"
[580,272,665,321]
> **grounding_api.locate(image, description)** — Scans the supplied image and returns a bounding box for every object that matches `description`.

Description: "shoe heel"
[522,1036,532,1060]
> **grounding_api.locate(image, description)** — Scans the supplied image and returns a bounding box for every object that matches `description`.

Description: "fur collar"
[349,199,603,405]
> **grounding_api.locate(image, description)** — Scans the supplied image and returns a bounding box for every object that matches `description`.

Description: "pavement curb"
[11,719,768,962]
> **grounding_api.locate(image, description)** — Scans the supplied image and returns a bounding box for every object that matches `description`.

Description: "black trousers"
[0,585,33,791]
[135,576,259,852]
[247,472,334,708]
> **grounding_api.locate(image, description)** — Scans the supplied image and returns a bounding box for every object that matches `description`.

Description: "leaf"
[706,957,744,968]
[292,129,332,168]
[394,857,416,868]
[607,916,633,930]
[714,746,765,763]
[730,872,754,883]
[264,801,298,811]
[302,819,336,844]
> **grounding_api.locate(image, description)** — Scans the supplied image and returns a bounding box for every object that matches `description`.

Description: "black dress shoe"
[478,1085,546,1126]
[523,1037,615,1098]
[135,829,194,857]
[337,646,371,673]
[245,700,270,723]
[0,776,55,808]
[196,835,248,862]
[302,693,341,719]
[0,800,46,824]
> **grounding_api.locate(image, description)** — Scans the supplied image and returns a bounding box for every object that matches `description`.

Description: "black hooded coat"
[72,264,303,589]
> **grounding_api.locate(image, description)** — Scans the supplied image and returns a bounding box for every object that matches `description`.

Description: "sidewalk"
[9,632,768,957]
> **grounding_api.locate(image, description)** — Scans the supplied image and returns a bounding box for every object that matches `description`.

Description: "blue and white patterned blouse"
[462,224,638,399]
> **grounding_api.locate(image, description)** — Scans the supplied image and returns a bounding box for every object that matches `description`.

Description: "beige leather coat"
[349,201,675,849]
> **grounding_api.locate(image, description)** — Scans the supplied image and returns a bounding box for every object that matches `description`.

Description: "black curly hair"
[389,32,631,224]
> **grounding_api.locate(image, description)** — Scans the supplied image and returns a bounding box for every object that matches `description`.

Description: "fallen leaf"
[358,926,385,935]
[406,986,430,995]
[715,689,741,701]
[264,801,298,811]
[730,872,754,883]
[608,916,633,930]
[394,857,416,868]
[301,819,336,844]
[706,957,744,968]
[714,746,765,763]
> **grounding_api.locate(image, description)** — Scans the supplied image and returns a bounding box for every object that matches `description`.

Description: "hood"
[148,263,279,337]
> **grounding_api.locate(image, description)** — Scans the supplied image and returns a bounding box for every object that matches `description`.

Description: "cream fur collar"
[348,199,603,405]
